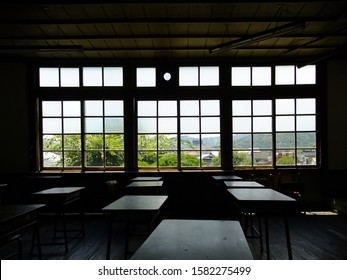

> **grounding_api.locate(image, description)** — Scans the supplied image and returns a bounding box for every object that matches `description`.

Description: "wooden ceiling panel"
[0,1,346,63]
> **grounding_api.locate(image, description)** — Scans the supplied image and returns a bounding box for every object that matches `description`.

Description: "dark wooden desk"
[224,180,265,188]
[125,181,164,194]
[32,187,85,252]
[131,219,253,260]
[227,188,296,260]
[0,204,45,259]
[212,175,243,181]
[102,195,168,259]
[131,176,162,181]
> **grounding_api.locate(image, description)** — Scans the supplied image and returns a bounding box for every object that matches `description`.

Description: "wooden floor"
[2,211,347,260]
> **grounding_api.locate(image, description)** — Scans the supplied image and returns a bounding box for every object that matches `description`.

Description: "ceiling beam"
[0,17,340,25]
[1,34,343,41]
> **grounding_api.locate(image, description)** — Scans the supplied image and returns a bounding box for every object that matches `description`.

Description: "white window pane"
[297,116,316,131]
[138,101,157,116]
[253,100,272,115]
[104,67,123,86]
[296,65,316,84]
[42,101,61,116]
[158,101,177,116]
[39,68,59,87]
[231,67,251,86]
[137,68,156,87]
[201,117,220,133]
[105,101,123,116]
[275,65,295,85]
[296,98,316,114]
[179,67,198,86]
[63,101,80,117]
[233,117,251,133]
[232,100,251,116]
[276,116,295,131]
[85,100,103,116]
[105,117,124,133]
[158,118,177,133]
[201,100,220,115]
[63,118,81,133]
[181,117,199,133]
[83,67,102,86]
[253,117,272,132]
[200,66,219,86]
[180,100,199,116]
[85,118,103,133]
[252,67,271,86]
[138,118,157,133]
[43,118,62,133]
[60,68,80,87]
[276,99,295,115]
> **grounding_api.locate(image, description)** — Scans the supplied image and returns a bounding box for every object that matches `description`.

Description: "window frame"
[34,63,320,172]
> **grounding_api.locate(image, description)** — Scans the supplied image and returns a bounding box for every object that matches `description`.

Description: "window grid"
[137,100,221,169]
[232,100,273,168]
[38,65,318,171]
[275,98,317,166]
[41,100,125,170]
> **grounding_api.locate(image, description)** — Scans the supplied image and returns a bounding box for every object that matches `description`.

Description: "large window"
[137,100,221,169]
[232,98,317,168]
[232,100,273,167]
[42,100,124,169]
[275,98,316,166]
[37,64,318,171]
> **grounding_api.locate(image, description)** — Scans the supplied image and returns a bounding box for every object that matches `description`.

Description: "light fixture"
[209,22,306,55]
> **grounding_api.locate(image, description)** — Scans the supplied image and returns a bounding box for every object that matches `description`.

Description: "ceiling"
[0,0,347,65]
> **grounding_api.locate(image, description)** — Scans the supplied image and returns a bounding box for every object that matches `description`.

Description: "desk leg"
[284,215,293,260]
[264,216,270,260]
[61,210,69,252]
[124,222,130,260]
[33,222,42,259]
[258,216,263,252]
[106,215,112,260]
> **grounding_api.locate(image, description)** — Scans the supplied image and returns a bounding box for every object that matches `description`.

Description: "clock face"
[163,72,171,81]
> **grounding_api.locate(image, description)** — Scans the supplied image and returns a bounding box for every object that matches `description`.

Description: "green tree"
[233,151,252,166]
[277,155,295,165]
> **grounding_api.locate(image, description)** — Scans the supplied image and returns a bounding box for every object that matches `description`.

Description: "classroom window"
[41,100,124,169]
[137,99,220,169]
[275,98,316,166]
[179,66,219,86]
[82,67,123,87]
[231,66,271,86]
[137,67,156,87]
[232,100,273,167]
[275,65,316,85]
[40,67,123,88]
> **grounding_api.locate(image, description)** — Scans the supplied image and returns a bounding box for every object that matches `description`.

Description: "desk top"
[32,187,85,195]
[0,204,45,224]
[131,176,162,181]
[126,181,163,188]
[212,175,243,181]
[228,188,296,202]
[131,219,253,260]
[102,195,168,212]
[224,180,264,188]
